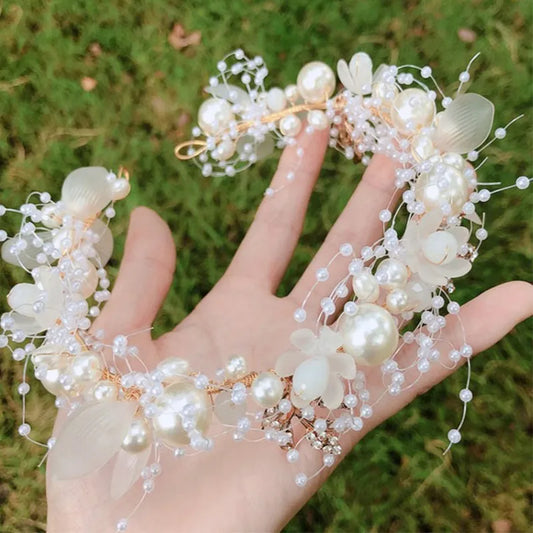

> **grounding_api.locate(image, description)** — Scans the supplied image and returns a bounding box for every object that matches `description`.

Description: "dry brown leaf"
[458,28,477,43]
[81,77,97,91]
[168,23,201,50]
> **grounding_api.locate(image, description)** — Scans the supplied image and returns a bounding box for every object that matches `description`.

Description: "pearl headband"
[1,50,530,531]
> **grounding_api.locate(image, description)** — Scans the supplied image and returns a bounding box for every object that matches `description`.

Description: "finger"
[290,153,399,306]
[225,127,329,292]
[364,280,533,434]
[93,207,176,338]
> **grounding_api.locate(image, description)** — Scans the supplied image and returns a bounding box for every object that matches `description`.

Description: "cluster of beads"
[1,51,530,531]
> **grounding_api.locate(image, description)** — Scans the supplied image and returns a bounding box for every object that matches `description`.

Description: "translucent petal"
[274,350,307,377]
[464,210,482,225]
[328,354,356,380]
[49,401,136,480]
[205,84,251,106]
[417,262,448,286]
[317,326,342,355]
[321,375,345,410]
[214,391,247,425]
[61,167,113,219]
[336,59,354,93]
[89,219,114,266]
[433,93,494,154]
[290,388,310,409]
[7,283,41,317]
[418,210,442,239]
[289,328,317,353]
[447,225,469,245]
[441,258,472,279]
[1,233,51,270]
[236,135,274,161]
[8,312,43,334]
[110,445,151,500]
[348,52,373,95]
[373,64,389,83]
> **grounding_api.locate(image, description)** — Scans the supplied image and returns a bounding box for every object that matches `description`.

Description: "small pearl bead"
[323,454,335,467]
[475,228,488,241]
[494,127,506,139]
[447,301,460,314]
[116,518,128,531]
[448,429,461,443]
[459,389,473,402]
[287,449,300,463]
[295,472,308,487]
[516,176,530,190]
[279,114,302,137]
[379,209,392,222]
[316,267,329,282]
[294,308,307,323]
[458,71,470,83]
[18,423,31,436]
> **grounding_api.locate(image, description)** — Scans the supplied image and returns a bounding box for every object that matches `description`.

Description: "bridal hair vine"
[1,49,530,531]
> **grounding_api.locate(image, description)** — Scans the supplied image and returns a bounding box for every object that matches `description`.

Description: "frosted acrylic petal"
[1,233,50,270]
[441,258,472,279]
[290,388,310,409]
[49,401,136,480]
[205,84,251,106]
[418,210,442,239]
[447,225,469,245]
[214,391,247,425]
[348,52,373,95]
[110,446,151,500]
[336,59,354,93]
[328,354,356,380]
[433,93,494,154]
[317,326,342,355]
[7,283,41,317]
[321,376,345,410]
[61,167,113,219]
[373,64,389,83]
[464,210,482,225]
[289,328,317,353]
[8,312,43,334]
[274,350,307,377]
[89,219,114,266]
[254,136,275,161]
[417,263,447,286]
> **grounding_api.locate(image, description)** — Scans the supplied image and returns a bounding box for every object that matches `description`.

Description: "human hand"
[46,128,533,532]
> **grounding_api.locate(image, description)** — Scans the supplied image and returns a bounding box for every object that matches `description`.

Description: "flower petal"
[336,59,355,93]
[7,283,41,317]
[289,328,317,353]
[274,350,307,377]
[447,225,469,245]
[441,258,472,279]
[348,52,373,95]
[321,375,345,410]
[9,312,43,335]
[205,84,251,106]
[433,93,494,154]
[290,388,310,409]
[417,262,448,286]
[317,326,342,355]
[292,357,329,402]
[110,445,151,500]
[418,210,442,239]
[328,353,356,380]
[48,401,136,480]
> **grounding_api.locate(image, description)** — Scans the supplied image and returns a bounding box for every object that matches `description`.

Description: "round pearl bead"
[339,303,399,366]
[121,418,151,453]
[111,179,131,201]
[415,161,469,215]
[307,110,329,130]
[266,87,287,112]
[375,259,408,290]
[152,382,211,446]
[296,61,336,104]
[70,352,101,384]
[279,114,302,137]
[352,270,380,302]
[251,372,284,408]
[213,139,236,161]
[198,98,235,136]
[422,231,458,265]
[386,288,409,314]
[391,88,436,135]
[284,84,300,104]
[92,379,118,401]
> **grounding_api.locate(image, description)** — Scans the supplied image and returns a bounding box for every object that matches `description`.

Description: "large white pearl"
[213,139,236,161]
[339,303,399,366]
[386,289,409,314]
[375,258,408,290]
[251,372,284,408]
[61,167,113,220]
[352,270,380,302]
[422,231,458,265]
[152,382,211,446]
[292,357,329,403]
[307,110,329,130]
[33,353,67,395]
[391,88,436,135]
[121,418,151,453]
[415,161,469,215]
[157,357,190,381]
[266,87,287,112]
[198,98,235,136]
[70,352,102,384]
[297,61,336,104]
[279,114,302,137]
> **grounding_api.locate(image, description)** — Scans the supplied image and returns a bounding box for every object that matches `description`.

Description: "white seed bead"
[295,472,308,487]
[293,308,307,323]
[448,429,461,443]
[459,389,473,402]
[516,176,530,190]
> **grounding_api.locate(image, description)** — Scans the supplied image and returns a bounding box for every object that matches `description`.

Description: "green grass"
[0,0,531,531]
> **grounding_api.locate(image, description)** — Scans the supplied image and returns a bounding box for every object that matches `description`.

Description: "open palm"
[47,129,532,533]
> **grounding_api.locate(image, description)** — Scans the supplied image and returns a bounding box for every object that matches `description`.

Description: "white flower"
[336,52,373,95]
[275,326,356,410]
[401,210,471,286]
[7,266,65,334]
